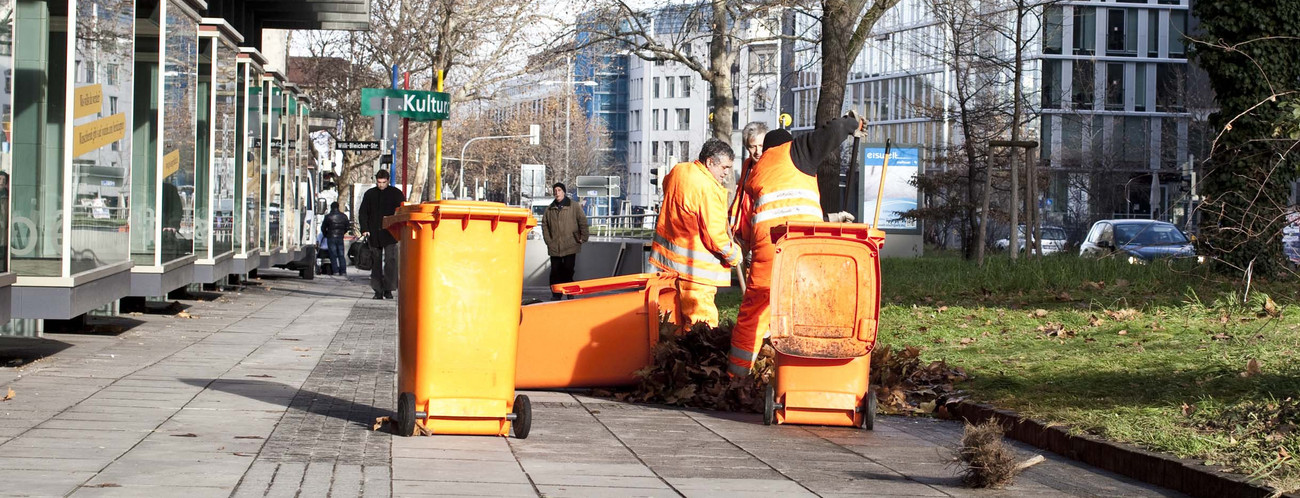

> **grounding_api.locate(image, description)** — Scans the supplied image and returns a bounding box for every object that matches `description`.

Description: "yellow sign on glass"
[163,150,181,178]
[74,84,104,119]
[72,113,126,158]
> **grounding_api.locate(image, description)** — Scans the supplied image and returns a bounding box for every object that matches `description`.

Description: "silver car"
[995,225,1069,254]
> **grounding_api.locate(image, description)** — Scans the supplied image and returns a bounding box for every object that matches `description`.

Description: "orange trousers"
[677,279,720,328]
[728,248,774,377]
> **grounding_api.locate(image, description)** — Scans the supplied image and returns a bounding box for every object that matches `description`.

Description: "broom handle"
[842,136,860,214]
[872,139,893,229]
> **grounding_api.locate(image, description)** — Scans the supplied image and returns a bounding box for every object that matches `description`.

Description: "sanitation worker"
[728,111,865,377]
[650,138,743,328]
[729,121,770,238]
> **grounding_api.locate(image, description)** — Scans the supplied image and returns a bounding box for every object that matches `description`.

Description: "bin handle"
[643,272,679,351]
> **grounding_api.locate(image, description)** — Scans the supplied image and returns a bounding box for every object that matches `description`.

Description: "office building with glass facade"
[787,0,1210,235]
[2,0,365,333]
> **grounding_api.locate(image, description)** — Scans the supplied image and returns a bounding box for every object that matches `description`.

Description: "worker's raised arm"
[788,116,861,176]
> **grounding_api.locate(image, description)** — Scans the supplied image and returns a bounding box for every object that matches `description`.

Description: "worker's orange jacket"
[736,142,823,288]
[650,161,743,287]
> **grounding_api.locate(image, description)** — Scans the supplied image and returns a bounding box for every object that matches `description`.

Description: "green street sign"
[360,88,451,121]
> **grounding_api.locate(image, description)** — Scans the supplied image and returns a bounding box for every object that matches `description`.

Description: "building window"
[110,96,118,115]
[680,76,690,97]
[1042,60,1062,109]
[1073,60,1095,108]
[653,77,660,98]
[1135,64,1148,112]
[1169,11,1187,57]
[106,64,119,86]
[665,141,674,162]
[1106,63,1125,110]
[676,108,690,130]
[1106,9,1137,55]
[3,69,9,93]
[1073,7,1096,55]
[1148,12,1160,57]
[680,141,690,162]
[1156,63,1185,112]
[754,87,769,112]
[1043,6,1063,55]
[652,141,659,162]
[652,109,660,130]
[667,77,675,98]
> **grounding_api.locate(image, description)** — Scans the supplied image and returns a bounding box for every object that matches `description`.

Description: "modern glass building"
[3,0,366,333]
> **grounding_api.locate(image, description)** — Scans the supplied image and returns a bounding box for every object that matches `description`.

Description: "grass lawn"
[717,252,1300,491]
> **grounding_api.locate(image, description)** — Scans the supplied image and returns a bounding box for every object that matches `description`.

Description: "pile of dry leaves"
[596,320,774,413]
[870,344,969,415]
[596,318,969,416]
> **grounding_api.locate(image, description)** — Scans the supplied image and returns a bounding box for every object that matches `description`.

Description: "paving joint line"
[567,396,686,497]
[679,410,822,497]
[805,423,957,497]
[52,281,348,493]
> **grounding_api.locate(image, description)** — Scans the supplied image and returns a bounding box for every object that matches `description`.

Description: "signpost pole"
[435,71,444,201]
[402,72,410,194]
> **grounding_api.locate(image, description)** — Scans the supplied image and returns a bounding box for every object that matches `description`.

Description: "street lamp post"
[542,56,597,188]
[456,129,539,200]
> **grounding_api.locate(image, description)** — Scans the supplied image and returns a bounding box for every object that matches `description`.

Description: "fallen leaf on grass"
[1056,292,1073,302]
[1118,330,1128,336]
[1181,403,1196,416]
[1242,359,1262,378]
[3,388,14,401]
[1032,309,1049,318]
[1115,279,1130,288]
[1037,323,1074,338]
[1082,281,1105,290]
[938,306,949,313]
[959,338,976,346]
[1261,297,1282,318]
[171,433,198,438]
[1088,315,1105,327]
[1106,309,1140,321]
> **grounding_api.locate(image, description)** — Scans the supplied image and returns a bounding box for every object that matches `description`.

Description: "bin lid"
[384,200,537,231]
[768,221,882,359]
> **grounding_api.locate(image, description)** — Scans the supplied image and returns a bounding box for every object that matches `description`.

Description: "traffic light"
[649,167,660,187]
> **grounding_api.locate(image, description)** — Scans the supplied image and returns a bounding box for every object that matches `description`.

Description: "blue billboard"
[859,145,920,230]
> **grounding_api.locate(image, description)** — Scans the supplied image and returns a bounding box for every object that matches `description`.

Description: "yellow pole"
[872,140,892,229]
[434,70,445,200]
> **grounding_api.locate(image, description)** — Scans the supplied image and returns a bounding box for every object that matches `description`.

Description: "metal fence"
[587,214,657,240]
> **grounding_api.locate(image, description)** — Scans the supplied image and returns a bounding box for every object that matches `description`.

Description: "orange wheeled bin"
[515,272,680,389]
[383,201,537,438]
[762,221,885,429]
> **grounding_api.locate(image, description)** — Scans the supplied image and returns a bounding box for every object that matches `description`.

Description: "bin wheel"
[860,388,877,431]
[763,385,775,426]
[397,392,416,437]
[512,395,532,439]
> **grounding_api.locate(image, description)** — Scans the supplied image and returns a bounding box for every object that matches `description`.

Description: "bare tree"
[555,0,806,140]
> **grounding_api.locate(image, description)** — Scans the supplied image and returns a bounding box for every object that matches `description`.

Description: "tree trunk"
[1008,2,1025,262]
[976,157,992,266]
[707,0,734,141]
[814,0,857,215]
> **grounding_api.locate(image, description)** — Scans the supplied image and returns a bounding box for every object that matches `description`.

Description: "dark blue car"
[1079,220,1203,264]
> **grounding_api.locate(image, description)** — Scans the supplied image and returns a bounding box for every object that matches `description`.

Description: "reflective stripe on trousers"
[649,250,731,284]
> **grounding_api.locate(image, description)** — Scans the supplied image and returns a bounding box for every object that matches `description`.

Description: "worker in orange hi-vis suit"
[728,112,866,377]
[650,139,744,328]
[728,121,770,236]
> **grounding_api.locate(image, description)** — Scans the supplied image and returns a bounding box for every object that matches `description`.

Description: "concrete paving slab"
[0,469,97,497]
[666,477,815,496]
[70,484,235,498]
[392,480,538,497]
[534,484,680,498]
[392,458,532,484]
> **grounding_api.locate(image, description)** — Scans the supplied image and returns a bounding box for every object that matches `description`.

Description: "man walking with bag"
[358,169,405,299]
[320,202,350,276]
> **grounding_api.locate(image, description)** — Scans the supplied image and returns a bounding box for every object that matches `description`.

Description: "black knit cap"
[552,182,566,193]
[763,129,794,151]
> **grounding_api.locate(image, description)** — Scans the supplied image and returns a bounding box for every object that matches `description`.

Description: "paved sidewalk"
[1,274,1182,497]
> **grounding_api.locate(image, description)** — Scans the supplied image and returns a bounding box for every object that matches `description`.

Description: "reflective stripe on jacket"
[649,161,742,287]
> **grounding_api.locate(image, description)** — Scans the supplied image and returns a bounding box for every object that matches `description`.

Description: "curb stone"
[945,400,1300,498]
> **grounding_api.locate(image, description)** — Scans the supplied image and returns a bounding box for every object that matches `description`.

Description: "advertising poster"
[859,144,920,230]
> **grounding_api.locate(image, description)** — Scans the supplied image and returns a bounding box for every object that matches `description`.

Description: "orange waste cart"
[516,272,680,389]
[383,201,537,438]
[762,221,884,429]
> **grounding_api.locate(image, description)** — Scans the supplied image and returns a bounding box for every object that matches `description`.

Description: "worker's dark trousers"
[370,244,399,293]
[549,254,577,301]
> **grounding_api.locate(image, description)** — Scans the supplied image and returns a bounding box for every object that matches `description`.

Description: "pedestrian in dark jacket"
[358,169,405,299]
[321,202,351,276]
[541,182,589,300]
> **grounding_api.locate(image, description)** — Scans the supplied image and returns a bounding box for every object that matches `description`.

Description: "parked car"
[995,225,1069,254]
[1079,219,1202,264]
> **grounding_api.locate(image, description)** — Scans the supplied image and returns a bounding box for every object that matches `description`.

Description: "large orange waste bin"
[762,221,885,429]
[516,272,680,389]
[383,201,537,438]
